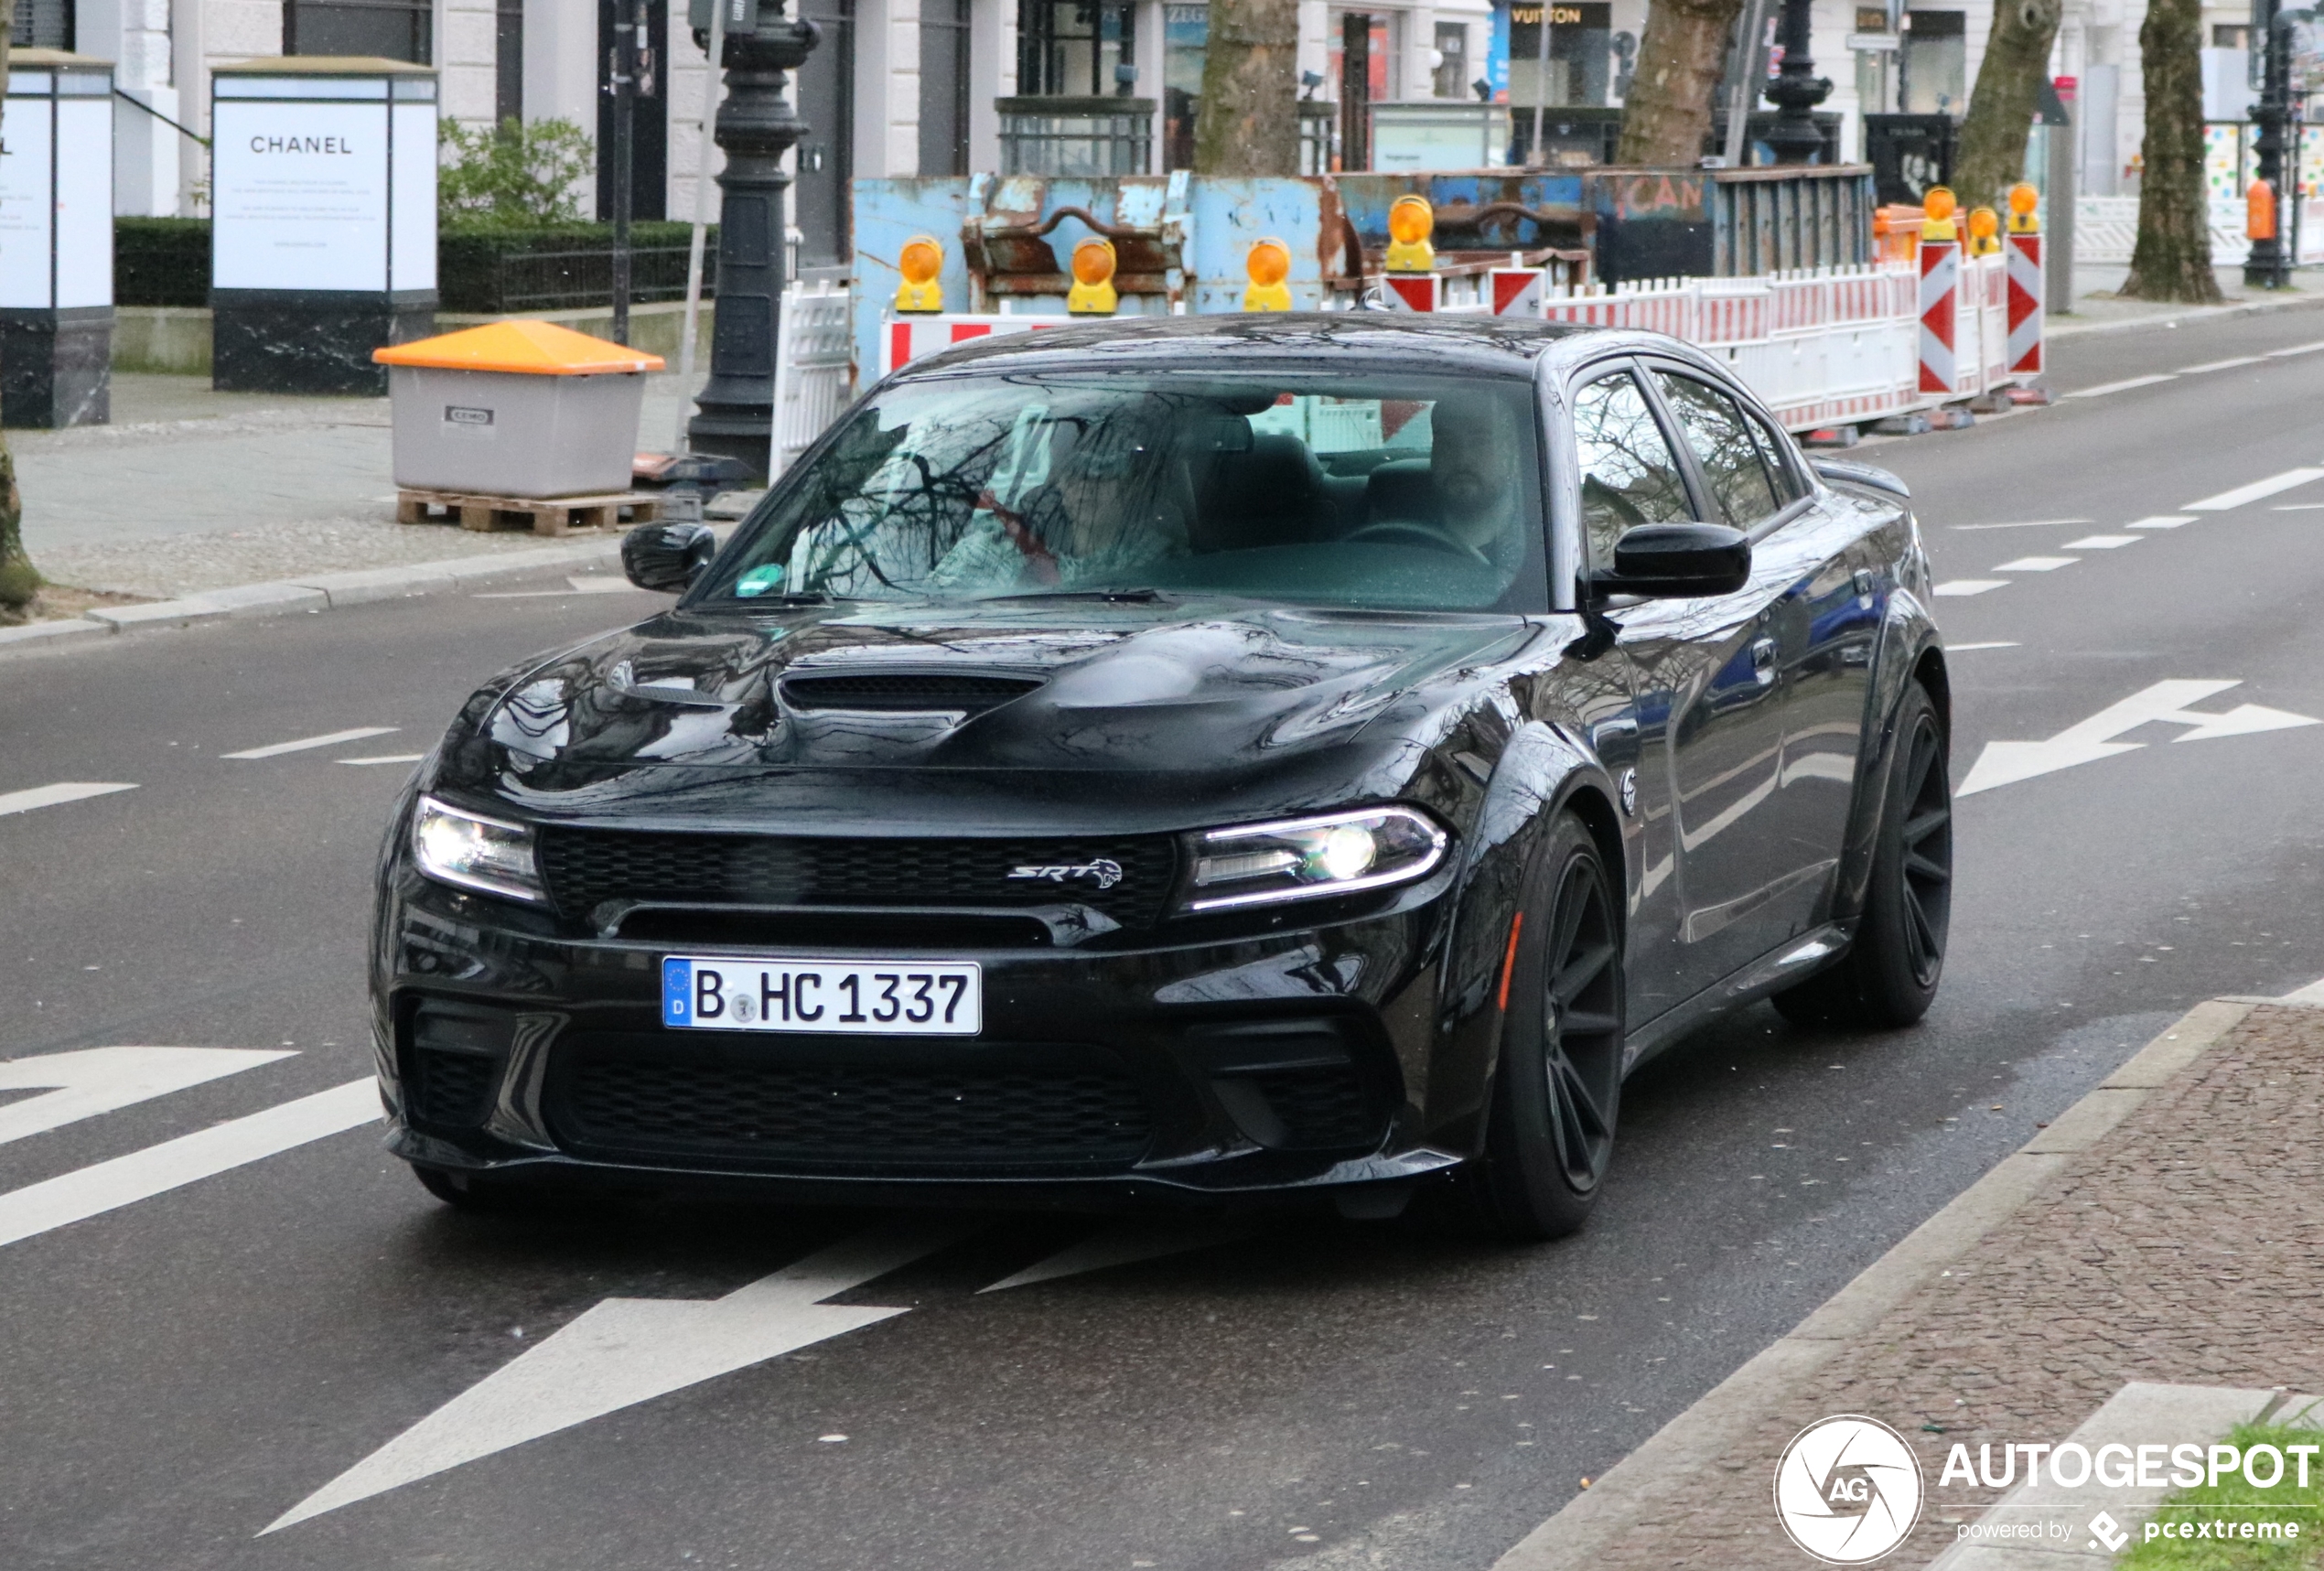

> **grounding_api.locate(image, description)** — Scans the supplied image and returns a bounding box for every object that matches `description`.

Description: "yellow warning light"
[1243,237,1293,311]
[1067,236,1119,315]
[1385,195,1436,274]
[894,234,945,313]
[1921,185,1959,242]
[2007,181,2040,234]
[1967,206,2002,255]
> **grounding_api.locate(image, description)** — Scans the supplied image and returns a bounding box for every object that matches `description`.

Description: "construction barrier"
[1918,235,1960,396]
[2007,231,2043,375]
[880,313,1073,376]
[769,280,855,479]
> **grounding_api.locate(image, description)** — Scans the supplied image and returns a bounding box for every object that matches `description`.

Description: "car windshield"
[699,369,1546,613]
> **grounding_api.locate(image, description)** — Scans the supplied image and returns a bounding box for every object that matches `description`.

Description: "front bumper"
[373,863,1479,1209]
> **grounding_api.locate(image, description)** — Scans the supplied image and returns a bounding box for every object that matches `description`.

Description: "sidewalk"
[7,372,758,606]
[2051,264,2322,339]
[1495,997,2324,1569]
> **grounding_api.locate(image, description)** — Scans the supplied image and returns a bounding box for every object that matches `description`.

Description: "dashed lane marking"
[1991,556,2079,572]
[1948,520,2093,532]
[0,1048,293,1147]
[2063,374,2178,398]
[1946,641,2020,651]
[2061,535,2141,549]
[337,755,426,767]
[2183,468,2324,511]
[221,727,398,761]
[2179,355,2268,373]
[0,1079,379,1251]
[2128,516,2195,529]
[2272,502,2324,511]
[0,781,137,818]
[2266,340,2324,356]
[1933,580,2007,597]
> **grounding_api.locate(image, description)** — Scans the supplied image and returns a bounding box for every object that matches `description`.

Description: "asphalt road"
[7,305,2324,1571]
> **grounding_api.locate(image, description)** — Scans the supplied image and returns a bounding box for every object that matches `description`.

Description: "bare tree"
[2122,0,2222,301]
[1192,0,1301,175]
[1617,0,1748,166]
[0,12,31,622]
[1953,0,2064,208]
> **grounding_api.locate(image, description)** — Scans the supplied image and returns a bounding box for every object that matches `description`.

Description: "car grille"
[1246,1066,1383,1149]
[779,673,1044,714]
[409,1047,498,1128]
[545,1035,1156,1172]
[535,827,1178,929]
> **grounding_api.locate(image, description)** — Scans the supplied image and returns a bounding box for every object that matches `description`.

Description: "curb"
[2047,287,2324,341]
[1489,995,2264,1571]
[0,523,737,660]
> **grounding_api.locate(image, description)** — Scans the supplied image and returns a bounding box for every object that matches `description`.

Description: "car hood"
[431,599,1543,834]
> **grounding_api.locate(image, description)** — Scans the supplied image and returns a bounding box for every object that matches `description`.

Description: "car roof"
[895,312,1590,381]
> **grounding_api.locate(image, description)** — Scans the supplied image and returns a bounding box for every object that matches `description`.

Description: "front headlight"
[410,795,544,903]
[1182,805,1449,912]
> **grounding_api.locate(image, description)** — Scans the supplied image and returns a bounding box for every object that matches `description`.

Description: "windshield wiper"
[992,587,1166,604]
[734,591,831,607]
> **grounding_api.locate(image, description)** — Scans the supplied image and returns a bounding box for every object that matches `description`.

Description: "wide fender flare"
[1422,719,1616,1154]
[1832,592,1947,922]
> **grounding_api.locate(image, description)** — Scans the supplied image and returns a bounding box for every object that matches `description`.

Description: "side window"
[1748,413,1810,506]
[1653,372,1781,526]
[1571,371,1694,567]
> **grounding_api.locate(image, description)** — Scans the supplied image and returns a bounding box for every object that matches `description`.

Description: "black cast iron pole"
[1760,0,1831,165]
[2247,0,2293,288]
[609,0,640,345]
[686,0,818,479]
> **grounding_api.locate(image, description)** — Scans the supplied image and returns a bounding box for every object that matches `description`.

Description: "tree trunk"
[1953,0,2063,210]
[0,13,30,619]
[1192,0,1301,176]
[2121,0,2221,302]
[1617,0,1748,167]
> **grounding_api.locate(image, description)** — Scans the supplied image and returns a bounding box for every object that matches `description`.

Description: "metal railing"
[493,246,718,314]
[996,96,1155,177]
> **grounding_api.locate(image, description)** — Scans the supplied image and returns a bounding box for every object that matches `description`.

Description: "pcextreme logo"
[1773,1415,1927,1564]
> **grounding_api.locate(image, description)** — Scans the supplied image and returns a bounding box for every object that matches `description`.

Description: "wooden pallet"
[396,488,662,537]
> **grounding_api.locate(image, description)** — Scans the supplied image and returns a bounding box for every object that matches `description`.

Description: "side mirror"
[1597,522,1752,598]
[622,522,717,593]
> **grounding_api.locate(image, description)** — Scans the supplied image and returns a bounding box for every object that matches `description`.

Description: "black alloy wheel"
[1462,812,1627,1242]
[1773,681,1952,1028]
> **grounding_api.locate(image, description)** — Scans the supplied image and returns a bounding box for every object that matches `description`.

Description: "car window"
[1747,414,1810,505]
[699,370,1548,614]
[1653,372,1781,527]
[1572,371,1695,567]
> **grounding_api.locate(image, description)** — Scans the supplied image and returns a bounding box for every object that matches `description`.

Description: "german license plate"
[661,956,982,1036]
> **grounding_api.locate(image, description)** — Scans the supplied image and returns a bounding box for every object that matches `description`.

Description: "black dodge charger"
[374,316,1950,1240]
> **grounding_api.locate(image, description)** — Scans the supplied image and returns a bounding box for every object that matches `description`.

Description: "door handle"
[1750,637,1778,685]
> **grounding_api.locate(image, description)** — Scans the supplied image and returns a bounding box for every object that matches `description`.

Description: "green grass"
[2117,1419,2324,1569]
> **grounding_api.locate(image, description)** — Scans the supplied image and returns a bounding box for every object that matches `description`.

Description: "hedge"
[113,220,716,314]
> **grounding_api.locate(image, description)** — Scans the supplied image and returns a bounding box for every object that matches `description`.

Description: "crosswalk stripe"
[0,781,138,818]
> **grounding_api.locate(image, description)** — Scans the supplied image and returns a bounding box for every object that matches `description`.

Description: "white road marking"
[2061,535,2141,549]
[1992,556,2078,572]
[0,1048,292,1147]
[2064,374,2178,398]
[1948,519,2093,531]
[337,754,426,767]
[1960,680,2321,796]
[1946,641,2021,651]
[2266,339,2324,356]
[221,726,399,760]
[2179,355,2267,373]
[2272,502,2324,511]
[0,781,138,818]
[2127,515,2195,529]
[1932,580,2007,597]
[2183,468,2324,511]
[472,576,646,601]
[0,1079,380,1252]
[264,1221,974,1534]
[979,1221,1258,1295]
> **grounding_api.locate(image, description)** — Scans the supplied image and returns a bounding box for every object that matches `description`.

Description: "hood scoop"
[779,671,1046,716]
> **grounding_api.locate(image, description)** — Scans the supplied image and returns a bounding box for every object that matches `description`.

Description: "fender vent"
[780,673,1043,714]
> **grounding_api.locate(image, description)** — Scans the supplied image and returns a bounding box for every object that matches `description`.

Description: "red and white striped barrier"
[1917,237,1960,397]
[1490,268,1547,317]
[881,314,1073,375]
[2006,231,2043,374]
[1382,274,1439,312]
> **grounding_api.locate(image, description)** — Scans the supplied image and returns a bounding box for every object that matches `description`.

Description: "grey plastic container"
[388,365,645,497]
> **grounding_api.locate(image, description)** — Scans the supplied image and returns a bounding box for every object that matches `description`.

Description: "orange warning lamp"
[1921,185,1959,243]
[1067,236,1119,315]
[2007,181,2040,234]
[2249,178,2278,242]
[1385,195,1436,273]
[1967,205,2002,255]
[1243,237,1293,311]
[894,234,945,313]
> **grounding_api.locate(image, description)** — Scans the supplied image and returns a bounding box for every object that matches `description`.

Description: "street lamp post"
[2246,0,2294,289]
[1761,0,1832,165]
[685,0,818,479]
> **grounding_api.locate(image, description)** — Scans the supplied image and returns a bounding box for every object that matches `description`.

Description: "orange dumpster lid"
[373,319,666,375]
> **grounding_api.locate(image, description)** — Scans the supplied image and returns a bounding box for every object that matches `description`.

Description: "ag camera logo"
[1773,1415,1926,1564]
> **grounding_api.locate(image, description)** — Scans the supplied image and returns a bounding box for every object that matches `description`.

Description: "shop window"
[284,0,433,64]
[920,0,973,174]
[1508,2,1610,110]
[1163,1,1206,169]
[1899,8,1964,117]
[1433,22,1470,99]
[1018,0,1139,97]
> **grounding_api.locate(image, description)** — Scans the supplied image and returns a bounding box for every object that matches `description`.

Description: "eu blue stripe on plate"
[662,957,693,1027]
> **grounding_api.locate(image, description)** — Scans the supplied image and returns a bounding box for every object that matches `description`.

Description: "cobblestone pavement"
[1592,1002,2324,1568]
[12,373,732,601]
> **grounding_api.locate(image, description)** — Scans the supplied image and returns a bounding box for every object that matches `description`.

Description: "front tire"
[1773,681,1952,1028]
[1459,813,1627,1242]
